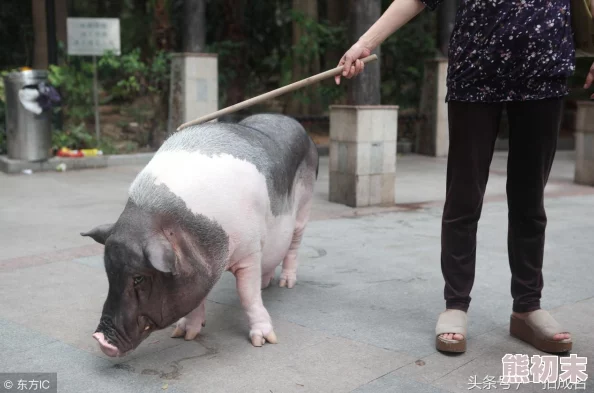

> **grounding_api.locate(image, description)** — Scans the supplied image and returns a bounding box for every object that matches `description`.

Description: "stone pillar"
[167,53,218,133]
[416,56,449,157]
[574,100,594,186]
[329,105,399,207]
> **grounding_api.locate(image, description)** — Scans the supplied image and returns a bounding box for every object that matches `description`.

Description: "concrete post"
[329,105,399,207]
[168,53,218,134]
[574,100,594,186]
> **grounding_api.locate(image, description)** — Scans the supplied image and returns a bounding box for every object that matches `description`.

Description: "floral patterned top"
[420,0,576,102]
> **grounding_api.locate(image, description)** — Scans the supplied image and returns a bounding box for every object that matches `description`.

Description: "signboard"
[67,18,121,56]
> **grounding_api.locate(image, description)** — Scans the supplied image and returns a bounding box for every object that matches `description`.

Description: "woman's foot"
[511,310,571,341]
[436,309,467,353]
[510,309,572,353]
[439,332,465,341]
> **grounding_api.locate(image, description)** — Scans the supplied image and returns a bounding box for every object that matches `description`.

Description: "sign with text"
[67,18,121,56]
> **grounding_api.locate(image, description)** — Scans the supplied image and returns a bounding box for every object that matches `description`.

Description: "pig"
[81,114,318,357]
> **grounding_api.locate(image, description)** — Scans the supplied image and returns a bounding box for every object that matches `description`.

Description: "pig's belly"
[260,214,296,273]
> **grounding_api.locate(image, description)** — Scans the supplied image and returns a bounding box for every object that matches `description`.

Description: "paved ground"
[0,150,593,392]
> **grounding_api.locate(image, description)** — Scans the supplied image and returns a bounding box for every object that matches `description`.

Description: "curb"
[0,153,156,174]
[0,142,420,174]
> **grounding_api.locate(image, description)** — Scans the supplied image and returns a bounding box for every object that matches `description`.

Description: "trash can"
[3,70,53,161]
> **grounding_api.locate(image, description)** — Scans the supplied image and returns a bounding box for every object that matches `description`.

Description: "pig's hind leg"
[279,179,314,289]
[278,227,304,289]
[171,300,206,341]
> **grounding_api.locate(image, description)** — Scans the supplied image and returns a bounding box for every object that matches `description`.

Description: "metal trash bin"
[3,70,53,161]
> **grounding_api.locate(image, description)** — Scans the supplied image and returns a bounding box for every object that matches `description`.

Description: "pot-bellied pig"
[82,114,318,357]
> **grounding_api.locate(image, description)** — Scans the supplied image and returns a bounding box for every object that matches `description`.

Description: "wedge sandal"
[435,310,467,353]
[509,309,572,353]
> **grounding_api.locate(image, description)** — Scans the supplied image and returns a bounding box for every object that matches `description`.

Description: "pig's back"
[131,114,318,217]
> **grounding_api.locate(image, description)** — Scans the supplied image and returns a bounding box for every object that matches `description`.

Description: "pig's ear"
[81,223,115,245]
[143,235,177,274]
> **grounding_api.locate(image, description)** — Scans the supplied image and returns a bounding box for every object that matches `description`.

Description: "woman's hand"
[584,61,594,99]
[334,41,372,85]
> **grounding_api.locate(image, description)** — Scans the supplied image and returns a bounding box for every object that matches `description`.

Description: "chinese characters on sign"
[66,18,121,56]
[467,354,588,390]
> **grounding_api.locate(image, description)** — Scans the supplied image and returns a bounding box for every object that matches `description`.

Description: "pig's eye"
[133,276,144,286]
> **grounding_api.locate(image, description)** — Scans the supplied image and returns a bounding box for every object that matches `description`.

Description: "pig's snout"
[93,332,120,357]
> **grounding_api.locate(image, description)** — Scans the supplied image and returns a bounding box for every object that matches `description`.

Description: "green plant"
[51,123,95,151]
[48,60,95,124]
[288,10,347,109]
[0,129,5,155]
[0,69,12,155]
[379,6,436,108]
[98,48,172,102]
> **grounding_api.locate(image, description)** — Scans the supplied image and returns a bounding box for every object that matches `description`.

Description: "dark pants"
[441,98,563,313]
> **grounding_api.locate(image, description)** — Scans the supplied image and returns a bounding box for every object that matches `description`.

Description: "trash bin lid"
[4,69,49,84]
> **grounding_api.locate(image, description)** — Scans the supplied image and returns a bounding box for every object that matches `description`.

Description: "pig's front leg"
[232,251,278,347]
[171,300,206,341]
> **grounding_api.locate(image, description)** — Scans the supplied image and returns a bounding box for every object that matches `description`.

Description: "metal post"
[93,56,100,143]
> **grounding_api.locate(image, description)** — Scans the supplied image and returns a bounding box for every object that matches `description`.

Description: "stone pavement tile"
[72,255,104,269]
[350,372,451,393]
[0,340,112,374]
[0,318,57,355]
[123,317,417,393]
[56,370,187,393]
[391,330,510,384]
[0,261,108,321]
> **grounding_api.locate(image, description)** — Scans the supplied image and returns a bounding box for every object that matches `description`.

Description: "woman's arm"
[335,0,433,84]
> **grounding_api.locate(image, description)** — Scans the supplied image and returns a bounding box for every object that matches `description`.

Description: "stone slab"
[0,155,107,174]
[352,372,451,393]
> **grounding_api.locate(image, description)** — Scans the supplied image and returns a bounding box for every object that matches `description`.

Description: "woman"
[335,0,590,353]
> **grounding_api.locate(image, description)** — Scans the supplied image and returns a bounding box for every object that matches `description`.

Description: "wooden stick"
[176,54,379,130]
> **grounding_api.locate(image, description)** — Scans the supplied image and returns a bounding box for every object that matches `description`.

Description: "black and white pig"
[81,114,318,357]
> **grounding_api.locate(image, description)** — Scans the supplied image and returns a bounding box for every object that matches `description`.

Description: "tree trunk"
[55,0,67,59]
[223,0,247,106]
[153,0,175,52]
[32,0,48,69]
[347,0,381,106]
[183,0,206,52]
[325,0,346,68]
[288,0,321,116]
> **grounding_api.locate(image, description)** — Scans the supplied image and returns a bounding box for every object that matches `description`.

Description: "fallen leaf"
[162,383,168,390]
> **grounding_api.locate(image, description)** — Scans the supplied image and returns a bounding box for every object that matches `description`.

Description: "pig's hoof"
[279,271,296,289]
[250,329,278,347]
[171,318,205,341]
